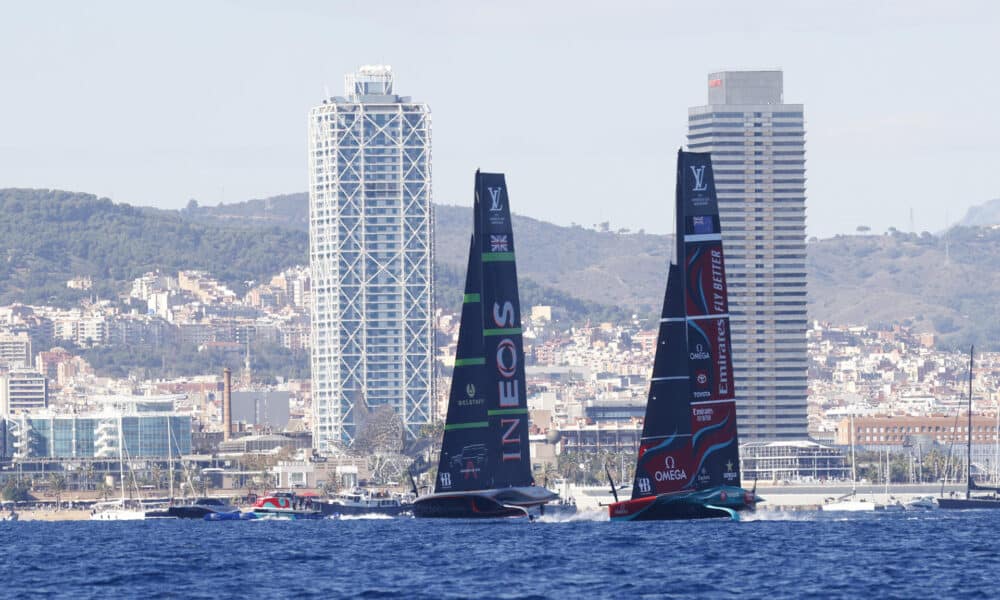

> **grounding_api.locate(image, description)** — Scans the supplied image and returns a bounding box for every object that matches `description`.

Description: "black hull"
[413,494,527,519]
[938,497,1000,510]
[316,502,411,517]
[147,505,238,519]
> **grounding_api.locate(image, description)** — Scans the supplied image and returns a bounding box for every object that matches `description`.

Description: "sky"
[1,0,997,239]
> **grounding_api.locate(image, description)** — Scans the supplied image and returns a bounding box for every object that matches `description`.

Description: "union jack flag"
[490,234,509,252]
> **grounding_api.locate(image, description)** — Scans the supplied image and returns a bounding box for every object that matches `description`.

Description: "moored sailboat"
[413,172,557,519]
[608,150,757,522]
[939,347,1000,510]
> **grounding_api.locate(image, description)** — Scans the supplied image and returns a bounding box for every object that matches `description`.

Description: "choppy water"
[1,510,998,599]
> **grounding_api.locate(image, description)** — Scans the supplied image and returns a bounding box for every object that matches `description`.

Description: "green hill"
[184,194,1000,349]
[808,228,1000,350]
[3,188,1000,350]
[0,188,307,305]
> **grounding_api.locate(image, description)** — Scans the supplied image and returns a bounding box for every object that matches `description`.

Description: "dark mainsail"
[414,171,557,519]
[611,149,751,521]
[631,263,694,499]
[476,172,533,488]
[434,235,489,494]
[677,151,741,491]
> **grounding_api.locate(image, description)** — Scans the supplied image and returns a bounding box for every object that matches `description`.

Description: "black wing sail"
[677,150,741,490]
[631,263,695,499]
[476,172,533,489]
[434,235,489,493]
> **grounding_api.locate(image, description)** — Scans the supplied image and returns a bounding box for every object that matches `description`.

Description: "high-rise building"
[0,369,48,416]
[308,65,434,453]
[687,70,808,441]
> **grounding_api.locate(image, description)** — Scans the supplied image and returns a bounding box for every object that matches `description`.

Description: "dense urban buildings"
[687,70,809,441]
[308,65,434,452]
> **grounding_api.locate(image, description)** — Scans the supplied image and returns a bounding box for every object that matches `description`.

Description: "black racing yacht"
[413,171,558,518]
[145,497,240,519]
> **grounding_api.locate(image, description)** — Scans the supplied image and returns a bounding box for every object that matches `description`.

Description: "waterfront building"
[556,419,642,454]
[308,65,434,452]
[687,70,809,441]
[836,414,1000,448]
[0,369,47,416]
[740,440,849,482]
[2,404,191,461]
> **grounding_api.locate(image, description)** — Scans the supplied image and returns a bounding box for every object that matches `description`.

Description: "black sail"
[676,150,741,490]
[630,150,743,499]
[631,263,694,499]
[434,235,489,494]
[476,171,533,489]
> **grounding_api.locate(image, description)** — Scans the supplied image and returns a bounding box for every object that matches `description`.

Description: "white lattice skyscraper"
[308,65,433,453]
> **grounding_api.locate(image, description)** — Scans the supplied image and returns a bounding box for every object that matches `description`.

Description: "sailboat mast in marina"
[938,346,1000,509]
[608,150,757,521]
[413,171,558,518]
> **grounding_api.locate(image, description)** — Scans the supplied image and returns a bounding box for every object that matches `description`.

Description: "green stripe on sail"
[484,327,522,336]
[488,408,528,416]
[444,421,489,431]
[463,293,480,303]
[482,252,515,263]
[453,357,485,367]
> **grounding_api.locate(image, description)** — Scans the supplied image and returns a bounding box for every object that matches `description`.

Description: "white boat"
[820,494,878,512]
[905,496,939,510]
[875,498,906,512]
[90,500,147,520]
[90,416,146,521]
[822,413,877,512]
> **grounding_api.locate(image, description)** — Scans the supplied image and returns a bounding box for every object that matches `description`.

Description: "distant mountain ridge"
[179,193,1000,350]
[958,198,1000,228]
[3,188,1000,349]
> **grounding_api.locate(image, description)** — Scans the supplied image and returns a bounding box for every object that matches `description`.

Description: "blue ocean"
[1,510,998,599]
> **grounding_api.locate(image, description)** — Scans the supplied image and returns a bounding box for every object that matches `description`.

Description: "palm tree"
[48,473,67,507]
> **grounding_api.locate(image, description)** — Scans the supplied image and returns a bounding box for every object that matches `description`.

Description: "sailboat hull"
[413,487,558,519]
[609,486,756,522]
[938,497,1000,510]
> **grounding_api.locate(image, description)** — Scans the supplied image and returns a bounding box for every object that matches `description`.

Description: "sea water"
[1,510,998,599]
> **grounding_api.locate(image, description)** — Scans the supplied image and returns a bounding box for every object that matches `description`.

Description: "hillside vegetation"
[0,189,307,305]
[3,188,1000,349]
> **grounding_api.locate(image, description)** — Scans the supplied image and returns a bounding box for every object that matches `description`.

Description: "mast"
[118,415,126,505]
[850,411,857,495]
[967,345,974,500]
[994,390,999,486]
[168,414,174,500]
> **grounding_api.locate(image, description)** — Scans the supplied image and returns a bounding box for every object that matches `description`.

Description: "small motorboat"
[248,492,324,520]
[317,488,413,516]
[905,496,939,510]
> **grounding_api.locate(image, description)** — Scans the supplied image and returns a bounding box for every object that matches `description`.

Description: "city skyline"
[1,1,998,239]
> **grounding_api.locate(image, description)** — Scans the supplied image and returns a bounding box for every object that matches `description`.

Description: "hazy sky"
[1,1,997,238]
